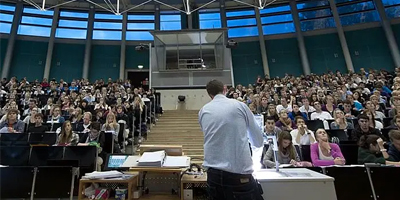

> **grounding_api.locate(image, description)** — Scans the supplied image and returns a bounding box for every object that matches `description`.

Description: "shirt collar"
[213,94,226,100]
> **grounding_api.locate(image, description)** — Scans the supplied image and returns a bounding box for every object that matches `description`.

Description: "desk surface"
[80,174,138,183]
[254,168,334,182]
[129,167,186,173]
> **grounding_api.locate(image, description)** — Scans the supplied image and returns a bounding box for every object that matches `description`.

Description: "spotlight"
[135,44,147,51]
[226,39,238,49]
[138,65,144,69]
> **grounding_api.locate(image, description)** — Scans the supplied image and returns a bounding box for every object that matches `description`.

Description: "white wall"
[158,89,211,110]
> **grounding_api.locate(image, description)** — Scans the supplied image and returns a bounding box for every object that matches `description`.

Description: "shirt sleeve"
[241,102,263,148]
[263,145,275,168]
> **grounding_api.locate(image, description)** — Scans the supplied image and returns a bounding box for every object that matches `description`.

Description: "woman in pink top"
[311,128,346,166]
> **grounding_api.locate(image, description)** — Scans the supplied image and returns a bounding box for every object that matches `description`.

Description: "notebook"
[138,150,166,167]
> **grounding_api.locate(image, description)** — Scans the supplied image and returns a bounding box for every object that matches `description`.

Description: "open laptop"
[104,154,131,171]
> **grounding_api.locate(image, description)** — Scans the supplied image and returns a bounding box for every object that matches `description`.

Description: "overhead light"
[138,65,144,69]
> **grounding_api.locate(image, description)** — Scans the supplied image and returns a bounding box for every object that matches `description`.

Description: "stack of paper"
[163,156,190,168]
[83,171,124,179]
[138,150,166,167]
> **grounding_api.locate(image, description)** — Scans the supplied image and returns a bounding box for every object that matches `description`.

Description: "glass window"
[18,25,51,37]
[199,12,221,29]
[0,13,13,22]
[21,16,53,26]
[57,10,88,39]
[93,30,122,40]
[297,1,329,10]
[56,28,87,39]
[94,22,122,30]
[0,4,15,11]
[227,18,257,27]
[261,14,292,24]
[0,22,11,33]
[300,17,336,31]
[18,7,53,37]
[340,10,380,25]
[299,9,332,20]
[160,14,181,30]
[228,26,258,38]
[23,7,53,15]
[95,13,123,20]
[385,5,400,19]
[226,10,255,17]
[262,23,295,35]
[128,15,154,20]
[382,0,400,6]
[335,0,362,3]
[126,31,153,40]
[337,1,375,15]
[127,23,154,30]
[260,5,290,14]
[59,19,88,28]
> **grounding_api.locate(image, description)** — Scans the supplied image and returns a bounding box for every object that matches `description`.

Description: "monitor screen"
[107,155,128,168]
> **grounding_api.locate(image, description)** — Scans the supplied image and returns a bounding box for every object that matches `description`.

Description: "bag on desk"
[94,188,110,200]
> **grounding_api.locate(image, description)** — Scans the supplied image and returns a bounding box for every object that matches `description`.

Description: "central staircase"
[142,110,204,164]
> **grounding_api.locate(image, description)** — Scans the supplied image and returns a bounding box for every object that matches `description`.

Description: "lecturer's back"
[198,80,264,200]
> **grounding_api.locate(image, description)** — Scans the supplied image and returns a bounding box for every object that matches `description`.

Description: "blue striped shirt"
[199,94,263,174]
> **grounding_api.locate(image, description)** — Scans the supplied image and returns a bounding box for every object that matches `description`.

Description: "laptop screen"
[107,155,129,168]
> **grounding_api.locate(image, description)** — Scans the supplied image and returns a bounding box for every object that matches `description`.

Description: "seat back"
[368,166,400,200]
[339,144,359,165]
[34,166,74,198]
[326,129,349,142]
[28,132,57,145]
[305,120,324,131]
[0,133,29,146]
[29,146,65,166]
[0,166,34,198]
[64,146,97,169]
[325,167,373,200]
[0,146,30,166]
[299,145,311,162]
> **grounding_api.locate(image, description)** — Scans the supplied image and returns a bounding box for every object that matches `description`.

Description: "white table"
[254,168,337,200]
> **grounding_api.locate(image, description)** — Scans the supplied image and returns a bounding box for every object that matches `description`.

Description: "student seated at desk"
[311,129,346,167]
[78,122,106,167]
[290,116,316,146]
[388,130,400,162]
[27,113,48,133]
[263,131,301,168]
[0,109,25,133]
[358,135,400,165]
[56,121,79,146]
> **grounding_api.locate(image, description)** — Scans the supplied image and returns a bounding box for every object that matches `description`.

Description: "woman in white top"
[101,112,120,136]
[290,116,316,145]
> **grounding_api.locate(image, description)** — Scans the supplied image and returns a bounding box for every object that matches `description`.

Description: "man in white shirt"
[199,80,264,200]
[299,98,316,115]
[311,101,333,120]
[290,116,316,145]
[276,97,292,113]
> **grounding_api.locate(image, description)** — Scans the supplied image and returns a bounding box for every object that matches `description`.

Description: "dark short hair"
[265,116,275,122]
[91,122,101,131]
[34,113,43,119]
[206,80,224,97]
[343,100,352,105]
[389,129,400,141]
[358,113,369,121]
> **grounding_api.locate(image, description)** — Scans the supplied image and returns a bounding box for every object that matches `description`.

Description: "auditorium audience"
[263,131,300,168]
[311,129,346,166]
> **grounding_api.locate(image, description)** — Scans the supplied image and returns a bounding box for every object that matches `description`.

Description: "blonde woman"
[311,128,346,166]
[101,112,120,136]
[330,109,354,130]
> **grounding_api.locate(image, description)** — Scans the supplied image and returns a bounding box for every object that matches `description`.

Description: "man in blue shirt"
[199,80,264,200]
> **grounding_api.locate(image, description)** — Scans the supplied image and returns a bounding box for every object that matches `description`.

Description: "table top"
[129,167,186,173]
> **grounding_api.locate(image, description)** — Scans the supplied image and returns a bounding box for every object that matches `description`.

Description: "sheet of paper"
[163,156,190,168]
[121,156,141,168]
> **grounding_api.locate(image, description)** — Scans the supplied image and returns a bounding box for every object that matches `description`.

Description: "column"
[374,0,400,67]
[255,8,270,77]
[1,2,23,79]
[155,4,160,30]
[82,7,95,80]
[220,0,227,28]
[328,0,354,72]
[289,0,311,75]
[119,12,127,80]
[187,14,193,29]
[43,7,60,80]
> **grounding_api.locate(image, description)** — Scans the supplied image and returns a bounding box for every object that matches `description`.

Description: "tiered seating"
[141,110,204,165]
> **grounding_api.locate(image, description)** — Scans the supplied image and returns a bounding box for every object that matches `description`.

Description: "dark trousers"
[207,168,264,200]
